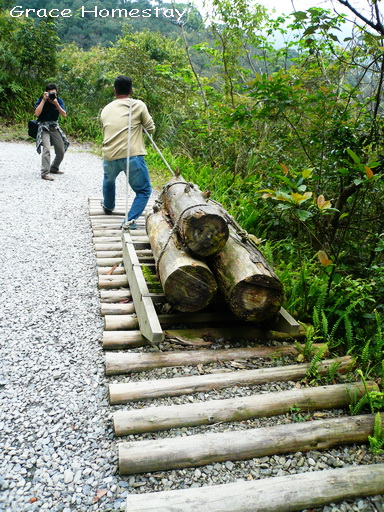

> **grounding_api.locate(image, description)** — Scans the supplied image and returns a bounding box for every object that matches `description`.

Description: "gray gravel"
[0,141,383,512]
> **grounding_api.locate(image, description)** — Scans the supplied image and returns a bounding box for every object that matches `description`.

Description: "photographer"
[34,83,69,181]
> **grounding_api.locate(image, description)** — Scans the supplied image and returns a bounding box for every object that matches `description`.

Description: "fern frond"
[321,310,329,339]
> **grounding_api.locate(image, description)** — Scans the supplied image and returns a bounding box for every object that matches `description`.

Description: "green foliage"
[289,403,311,422]
[0,13,59,121]
[349,370,384,415]
[368,413,384,455]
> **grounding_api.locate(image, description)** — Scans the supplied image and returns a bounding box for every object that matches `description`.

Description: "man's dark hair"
[45,83,58,92]
[114,75,132,95]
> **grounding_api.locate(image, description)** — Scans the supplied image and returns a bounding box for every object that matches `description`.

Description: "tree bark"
[146,207,217,312]
[113,381,375,435]
[109,356,354,403]
[125,464,384,512]
[105,343,328,374]
[119,413,382,474]
[209,229,284,321]
[160,176,229,256]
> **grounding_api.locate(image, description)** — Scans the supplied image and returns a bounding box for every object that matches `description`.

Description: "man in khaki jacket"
[100,75,155,229]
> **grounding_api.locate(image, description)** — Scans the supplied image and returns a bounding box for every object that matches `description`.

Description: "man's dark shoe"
[50,169,64,175]
[42,174,54,181]
[101,201,114,215]
[121,219,139,231]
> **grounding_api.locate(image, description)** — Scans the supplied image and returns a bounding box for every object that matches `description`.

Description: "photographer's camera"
[49,92,56,100]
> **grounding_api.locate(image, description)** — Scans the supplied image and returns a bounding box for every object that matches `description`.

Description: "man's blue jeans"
[102,156,152,221]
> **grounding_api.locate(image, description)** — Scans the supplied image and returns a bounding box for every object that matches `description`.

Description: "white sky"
[188,0,375,45]
[191,0,373,25]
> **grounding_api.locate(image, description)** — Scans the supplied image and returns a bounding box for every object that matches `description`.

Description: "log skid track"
[89,198,384,512]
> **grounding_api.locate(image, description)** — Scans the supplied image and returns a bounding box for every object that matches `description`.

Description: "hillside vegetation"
[1,0,383,388]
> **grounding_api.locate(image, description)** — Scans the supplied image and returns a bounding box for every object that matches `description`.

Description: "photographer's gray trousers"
[41,126,65,176]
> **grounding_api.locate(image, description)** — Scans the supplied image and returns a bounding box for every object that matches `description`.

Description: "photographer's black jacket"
[35,97,66,122]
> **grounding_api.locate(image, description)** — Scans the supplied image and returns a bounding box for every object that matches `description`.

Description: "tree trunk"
[109,356,354,403]
[146,207,217,312]
[113,381,376,435]
[160,176,229,256]
[105,343,328,374]
[125,464,384,512]
[209,229,284,321]
[119,413,382,474]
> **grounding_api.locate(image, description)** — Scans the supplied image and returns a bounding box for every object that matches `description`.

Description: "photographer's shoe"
[50,169,64,175]
[101,201,114,215]
[121,219,139,231]
[42,174,54,181]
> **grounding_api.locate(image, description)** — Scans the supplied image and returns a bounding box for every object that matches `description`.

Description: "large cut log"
[105,343,328,374]
[109,356,354,403]
[113,381,375,435]
[209,228,283,322]
[125,464,384,512]
[160,176,229,256]
[119,413,383,474]
[146,208,217,312]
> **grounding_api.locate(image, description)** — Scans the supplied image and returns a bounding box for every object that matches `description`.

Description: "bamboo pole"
[125,464,384,512]
[119,414,383,474]
[105,343,328,374]
[109,356,354,403]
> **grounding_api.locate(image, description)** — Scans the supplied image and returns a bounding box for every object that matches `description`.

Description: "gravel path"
[0,141,383,512]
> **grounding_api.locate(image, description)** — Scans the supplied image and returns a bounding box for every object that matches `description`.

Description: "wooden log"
[118,413,383,474]
[105,325,305,350]
[125,464,384,512]
[98,275,128,289]
[103,330,148,349]
[100,303,135,315]
[105,343,328,374]
[146,208,217,312]
[97,257,123,267]
[89,210,125,216]
[98,266,125,275]
[106,315,139,331]
[93,236,121,243]
[94,243,123,251]
[96,250,123,259]
[93,229,124,237]
[209,229,283,322]
[160,176,229,256]
[100,290,131,302]
[109,356,354,403]
[114,381,374,435]
[165,326,306,342]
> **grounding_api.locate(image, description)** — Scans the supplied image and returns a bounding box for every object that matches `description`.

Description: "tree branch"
[337,0,384,35]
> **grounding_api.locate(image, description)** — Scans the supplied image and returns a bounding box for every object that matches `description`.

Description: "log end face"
[182,214,229,257]
[230,282,284,322]
[164,265,217,312]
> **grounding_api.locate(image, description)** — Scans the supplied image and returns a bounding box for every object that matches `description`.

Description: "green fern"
[349,370,384,415]
[360,340,371,367]
[326,360,342,383]
[306,344,328,380]
[368,413,384,455]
